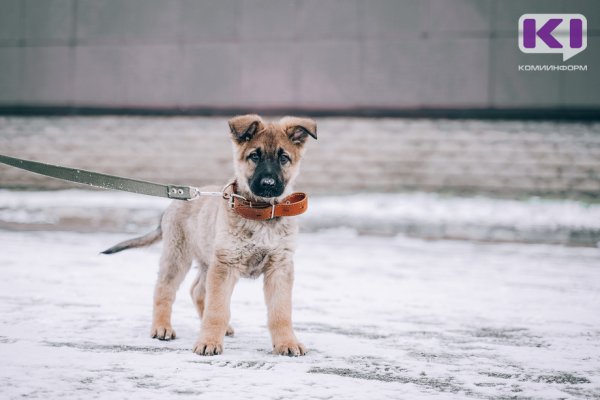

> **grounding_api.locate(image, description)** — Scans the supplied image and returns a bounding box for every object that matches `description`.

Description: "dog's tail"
[101,226,162,255]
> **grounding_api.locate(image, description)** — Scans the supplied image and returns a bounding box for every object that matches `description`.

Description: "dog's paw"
[150,324,176,341]
[273,340,307,357]
[193,338,224,356]
[225,325,235,337]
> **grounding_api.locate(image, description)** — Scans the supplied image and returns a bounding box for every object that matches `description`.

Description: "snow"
[307,192,600,246]
[0,189,170,210]
[3,188,600,229]
[310,192,600,230]
[1,228,599,399]
[1,189,599,246]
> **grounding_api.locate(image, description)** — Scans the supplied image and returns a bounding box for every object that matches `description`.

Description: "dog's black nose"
[260,177,276,188]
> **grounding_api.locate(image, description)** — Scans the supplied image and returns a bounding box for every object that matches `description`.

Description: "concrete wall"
[1,117,599,198]
[0,0,599,111]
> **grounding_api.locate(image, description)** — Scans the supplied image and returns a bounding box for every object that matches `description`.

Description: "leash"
[0,153,308,220]
[0,153,218,200]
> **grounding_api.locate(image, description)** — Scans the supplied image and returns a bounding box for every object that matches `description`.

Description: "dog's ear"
[228,114,263,143]
[280,117,317,145]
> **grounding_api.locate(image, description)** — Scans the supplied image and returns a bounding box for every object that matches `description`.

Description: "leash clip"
[186,187,223,201]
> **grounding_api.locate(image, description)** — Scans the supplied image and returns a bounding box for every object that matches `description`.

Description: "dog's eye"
[279,154,291,165]
[248,152,260,163]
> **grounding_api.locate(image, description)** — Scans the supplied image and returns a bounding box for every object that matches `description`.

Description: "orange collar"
[225,182,308,221]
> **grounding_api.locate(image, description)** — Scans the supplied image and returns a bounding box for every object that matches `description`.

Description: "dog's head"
[228,114,317,201]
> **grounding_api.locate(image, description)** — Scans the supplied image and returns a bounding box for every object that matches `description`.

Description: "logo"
[519,14,587,61]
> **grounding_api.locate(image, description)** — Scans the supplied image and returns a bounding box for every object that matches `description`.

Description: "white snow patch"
[1,189,599,232]
[0,189,170,210]
[305,192,600,230]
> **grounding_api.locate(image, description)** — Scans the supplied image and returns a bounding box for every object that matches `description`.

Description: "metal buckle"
[221,181,247,208]
[228,193,247,208]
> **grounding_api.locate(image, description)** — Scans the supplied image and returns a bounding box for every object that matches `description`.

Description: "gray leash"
[0,153,223,200]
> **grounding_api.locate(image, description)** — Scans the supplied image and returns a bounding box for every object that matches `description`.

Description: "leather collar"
[225,182,308,221]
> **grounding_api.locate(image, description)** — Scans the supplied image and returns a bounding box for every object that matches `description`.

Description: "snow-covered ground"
[1,227,599,399]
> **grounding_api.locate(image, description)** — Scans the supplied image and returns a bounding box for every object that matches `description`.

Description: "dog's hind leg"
[190,268,235,336]
[151,231,192,341]
[190,269,208,322]
[190,269,206,317]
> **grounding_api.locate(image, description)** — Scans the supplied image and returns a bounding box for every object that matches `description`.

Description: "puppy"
[103,114,317,356]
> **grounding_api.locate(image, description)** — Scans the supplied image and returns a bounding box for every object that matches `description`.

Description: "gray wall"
[0,0,599,110]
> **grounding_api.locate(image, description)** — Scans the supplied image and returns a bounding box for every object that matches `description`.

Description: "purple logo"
[519,14,587,61]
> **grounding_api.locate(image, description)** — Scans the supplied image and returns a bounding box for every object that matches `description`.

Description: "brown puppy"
[103,115,317,356]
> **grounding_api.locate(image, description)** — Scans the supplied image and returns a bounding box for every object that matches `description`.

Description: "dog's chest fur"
[223,217,296,279]
[240,245,269,278]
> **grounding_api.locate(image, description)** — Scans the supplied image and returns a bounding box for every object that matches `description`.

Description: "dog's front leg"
[264,261,306,356]
[193,263,238,356]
